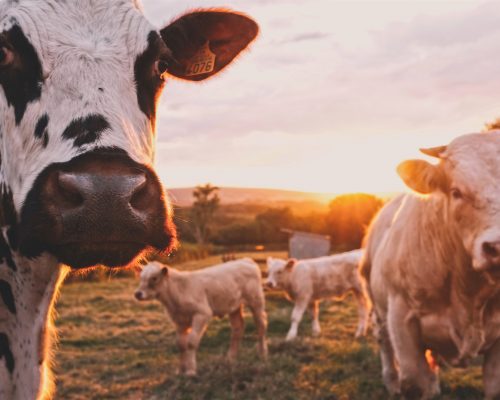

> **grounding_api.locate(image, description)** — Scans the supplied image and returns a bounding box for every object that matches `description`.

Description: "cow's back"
[293,251,363,300]
[360,195,405,283]
[193,258,263,316]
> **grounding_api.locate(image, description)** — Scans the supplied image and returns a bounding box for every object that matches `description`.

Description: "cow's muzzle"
[18,148,177,268]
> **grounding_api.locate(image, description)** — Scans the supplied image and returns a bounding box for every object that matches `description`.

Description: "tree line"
[174,184,385,250]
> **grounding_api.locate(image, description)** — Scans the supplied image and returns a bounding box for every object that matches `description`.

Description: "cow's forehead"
[445,132,500,187]
[141,263,162,279]
[0,0,154,60]
[269,259,286,271]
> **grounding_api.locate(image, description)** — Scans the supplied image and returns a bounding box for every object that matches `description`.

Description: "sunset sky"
[142,0,500,194]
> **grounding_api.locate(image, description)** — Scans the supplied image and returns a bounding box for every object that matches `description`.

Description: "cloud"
[281,32,330,44]
[141,0,500,193]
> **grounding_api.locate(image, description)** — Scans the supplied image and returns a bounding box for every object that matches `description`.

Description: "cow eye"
[148,277,158,288]
[154,59,169,79]
[0,46,14,68]
[450,187,463,200]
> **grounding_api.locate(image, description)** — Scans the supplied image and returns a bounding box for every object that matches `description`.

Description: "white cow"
[135,259,268,376]
[266,250,369,341]
[361,132,500,399]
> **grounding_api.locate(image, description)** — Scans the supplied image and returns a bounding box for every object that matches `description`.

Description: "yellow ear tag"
[185,42,216,77]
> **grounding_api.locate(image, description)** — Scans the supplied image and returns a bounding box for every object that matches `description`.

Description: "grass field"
[54,254,484,399]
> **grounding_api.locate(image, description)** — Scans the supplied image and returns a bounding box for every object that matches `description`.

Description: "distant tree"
[172,207,195,243]
[293,211,328,234]
[255,207,293,243]
[326,193,384,249]
[484,117,500,131]
[191,184,220,245]
[214,222,260,245]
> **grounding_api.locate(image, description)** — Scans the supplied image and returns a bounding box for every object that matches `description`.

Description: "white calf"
[135,258,268,375]
[266,250,368,341]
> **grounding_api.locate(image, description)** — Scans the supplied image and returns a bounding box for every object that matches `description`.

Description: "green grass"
[53,254,483,399]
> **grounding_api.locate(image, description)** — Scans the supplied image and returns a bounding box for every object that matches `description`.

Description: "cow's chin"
[472,258,500,281]
[52,242,147,269]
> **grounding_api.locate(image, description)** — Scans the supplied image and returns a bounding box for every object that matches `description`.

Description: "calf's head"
[135,261,167,301]
[0,1,257,268]
[398,132,500,273]
[265,257,296,289]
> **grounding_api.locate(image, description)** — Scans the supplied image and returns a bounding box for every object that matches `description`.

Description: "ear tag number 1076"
[186,42,216,77]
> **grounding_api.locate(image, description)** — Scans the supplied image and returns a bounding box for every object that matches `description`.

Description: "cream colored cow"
[135,258,268,375]
[266,250,369,341]
[361,132,500,399]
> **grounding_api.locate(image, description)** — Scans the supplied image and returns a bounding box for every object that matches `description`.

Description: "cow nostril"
[483,242,500,258]
[134,291,143,301]
[129,174,152,211]
[56,172,84,207]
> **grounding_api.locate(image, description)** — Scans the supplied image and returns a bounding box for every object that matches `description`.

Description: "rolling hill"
[166,187,337,208]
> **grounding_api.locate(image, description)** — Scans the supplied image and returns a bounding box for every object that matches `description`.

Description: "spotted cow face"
[0,1,257,268]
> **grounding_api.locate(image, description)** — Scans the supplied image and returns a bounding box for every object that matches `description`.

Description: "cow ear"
[160,10,258,81]
[161,266,168,277]
[397,160,446,194]
[285,259,296,271]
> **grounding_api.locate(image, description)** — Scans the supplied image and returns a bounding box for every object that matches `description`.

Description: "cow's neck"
[283,273,298,299]
[0,246,66,400]
[416,195,500,362]
[409,196,470,283]
[159,269,185,311]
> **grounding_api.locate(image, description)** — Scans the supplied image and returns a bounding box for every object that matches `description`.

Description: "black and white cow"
[0,1,257,398]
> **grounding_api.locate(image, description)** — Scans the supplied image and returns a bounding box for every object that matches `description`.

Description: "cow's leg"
[353,288,369,338]
[228,306,245,362]
[184,314,210,376]
[309,300,321,337]
[373,314,399,396]
[286,297,308,341]
[249,301,268,360]
[387,295,440,399]
[484,338,500,399]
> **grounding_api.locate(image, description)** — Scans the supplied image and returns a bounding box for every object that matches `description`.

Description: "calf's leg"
[353,288,369,338]
[249,302,268,360]
[176,328,189,375]
[286,298,308,341]
[183,314,210,376]
[228,306,245,362]
[310,300,321,337]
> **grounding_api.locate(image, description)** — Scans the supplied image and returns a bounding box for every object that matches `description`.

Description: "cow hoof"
[451,356,469,368]
[382,371,399,396]
[312,330,321,338]
[400,376,440,400]
[354,326,366,338]
[400,379,424,400]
